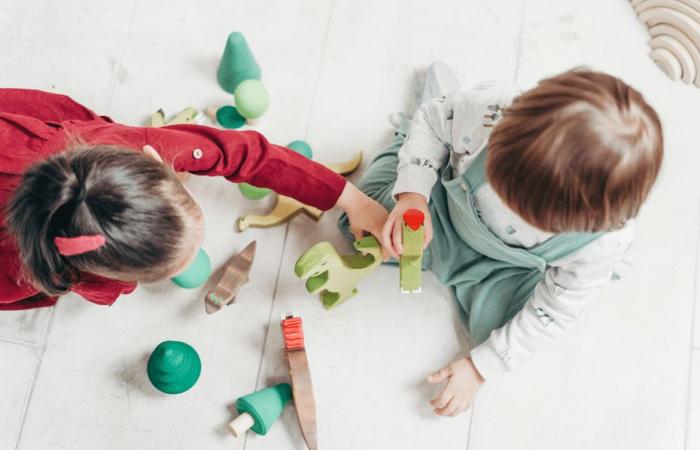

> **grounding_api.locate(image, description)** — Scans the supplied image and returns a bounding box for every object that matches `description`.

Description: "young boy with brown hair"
[341,64,663,416]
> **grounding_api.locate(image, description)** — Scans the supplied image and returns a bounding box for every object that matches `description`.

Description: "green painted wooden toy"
[216,105,246,129]
[147,341,201,394]
[239,182,271,200]
[294,236,382,309]
[217,32,261,94]
[171,248,211,288]
[234,79,269,120]
[228,383,292,437]
[400,209,424,293]
[287,140,313,160]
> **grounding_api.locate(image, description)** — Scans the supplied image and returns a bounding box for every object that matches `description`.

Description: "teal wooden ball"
[216,105,246,129]
[239,182,271,200]
[171,248,212,288]
[287,140,313,159]
[234,80,269,119]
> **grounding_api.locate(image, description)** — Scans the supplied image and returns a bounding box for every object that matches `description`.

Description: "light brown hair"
[487,68,663,233]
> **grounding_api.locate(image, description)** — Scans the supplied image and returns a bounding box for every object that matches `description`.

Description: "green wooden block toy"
[239,182,271,200]
[228,383,292,437]
[234,79,269,120]
[287,140,313,159]
[294,236,382,309]
[147,341,201,394]
[171,248,211,288]
[217,31,262,94]
[400,209,424,293]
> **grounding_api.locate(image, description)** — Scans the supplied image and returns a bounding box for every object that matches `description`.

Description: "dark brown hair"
[487,68,663,233]
[6,146,201,296]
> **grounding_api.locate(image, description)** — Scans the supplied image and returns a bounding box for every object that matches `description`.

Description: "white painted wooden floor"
[1,1,700,449]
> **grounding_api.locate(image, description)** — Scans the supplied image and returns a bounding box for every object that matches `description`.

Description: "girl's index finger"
[392,221,404,255]
[381,217,399,260]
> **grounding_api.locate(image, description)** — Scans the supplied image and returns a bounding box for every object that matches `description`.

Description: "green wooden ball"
[239,182,271,200]
[287,140,313,159]
[171,248,211,289]
[216,105,246,129]
[234,80,269,119]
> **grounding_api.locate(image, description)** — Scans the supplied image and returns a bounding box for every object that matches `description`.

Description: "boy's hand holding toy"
[382,192,433,259]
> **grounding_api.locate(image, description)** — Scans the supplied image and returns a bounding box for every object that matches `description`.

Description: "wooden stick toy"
[294,236,382,309]
[236,152,363,232]
[204,241,256,314]
[228,383,292,437]
[281,315,317,450]
[400,209,424,293]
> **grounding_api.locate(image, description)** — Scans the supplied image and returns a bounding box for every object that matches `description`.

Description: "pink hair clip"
[54,234,106,256]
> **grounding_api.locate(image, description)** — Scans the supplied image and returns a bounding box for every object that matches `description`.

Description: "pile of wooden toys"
[295,209,426,309]
[146,315,318,450]
[138,31,429,450]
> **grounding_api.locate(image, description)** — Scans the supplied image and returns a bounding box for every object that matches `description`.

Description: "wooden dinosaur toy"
[237,196,322,232]
[148,107,200,182]
[236,152,363,231]
[150,107,199,127]
[400,209,424,293]
[294,236,382,309]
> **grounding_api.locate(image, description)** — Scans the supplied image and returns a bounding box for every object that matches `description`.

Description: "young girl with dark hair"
[0,88,388,310]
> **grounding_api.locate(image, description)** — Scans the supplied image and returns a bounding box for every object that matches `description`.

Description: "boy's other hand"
[382,192,433,259]
[427,357,484,417]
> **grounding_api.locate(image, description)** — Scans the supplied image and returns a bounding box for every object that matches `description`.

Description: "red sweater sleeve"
[0,88,109,123]
[145,125,346,211]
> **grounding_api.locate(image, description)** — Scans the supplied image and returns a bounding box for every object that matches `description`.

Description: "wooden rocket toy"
[281,315,317,450]
[205,241,256,314]
[400,209,424,293]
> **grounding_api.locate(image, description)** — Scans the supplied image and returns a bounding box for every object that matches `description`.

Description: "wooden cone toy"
[229,383,292,437]
[217,32,262,94]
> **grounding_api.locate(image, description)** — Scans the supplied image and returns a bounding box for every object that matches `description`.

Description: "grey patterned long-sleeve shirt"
[392,81,633,380]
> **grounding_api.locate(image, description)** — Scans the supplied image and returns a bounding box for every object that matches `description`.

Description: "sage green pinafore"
[339,132,600,344]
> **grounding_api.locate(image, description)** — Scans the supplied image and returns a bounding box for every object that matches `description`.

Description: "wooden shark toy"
[204,241,256,314]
